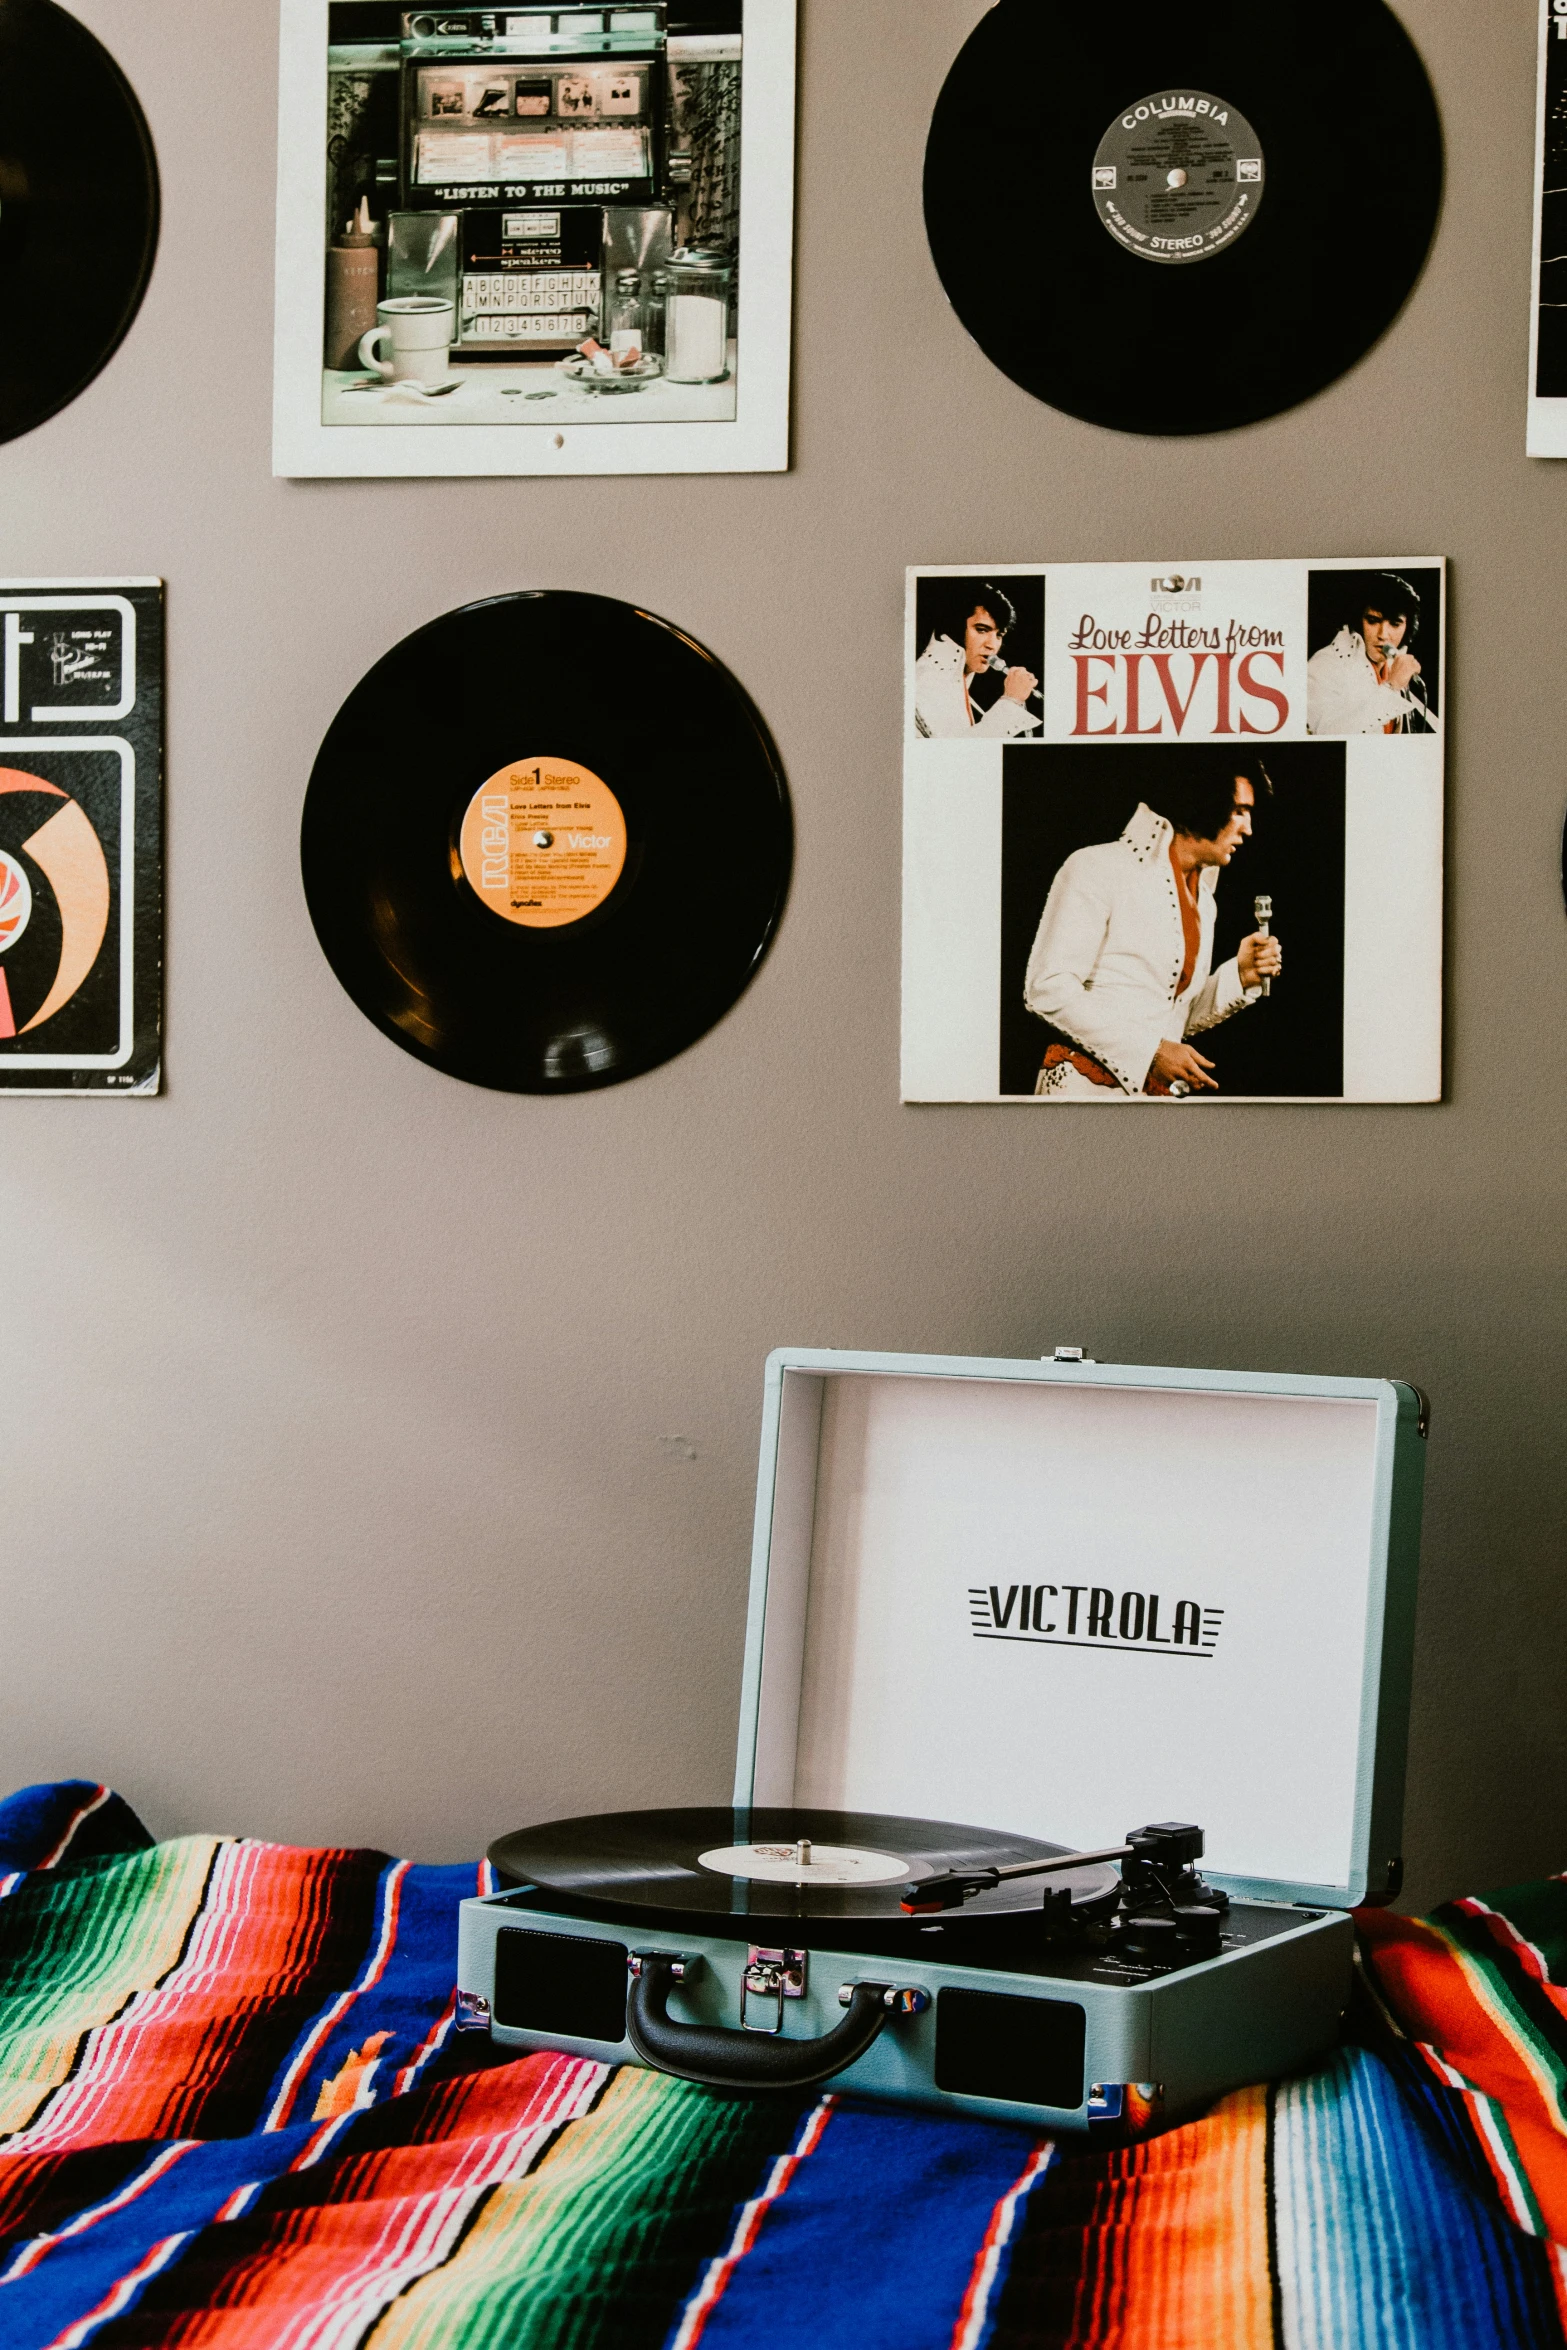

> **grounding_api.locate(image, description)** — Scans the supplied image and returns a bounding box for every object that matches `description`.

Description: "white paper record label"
[698,1842,911,1887]
[1092,90,1265,266]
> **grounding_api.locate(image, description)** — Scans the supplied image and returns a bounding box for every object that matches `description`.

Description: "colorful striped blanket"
[0,1782,1564,2349]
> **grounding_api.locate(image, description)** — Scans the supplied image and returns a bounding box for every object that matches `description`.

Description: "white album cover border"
[902,559,1446,1107]
[273,0,795,479]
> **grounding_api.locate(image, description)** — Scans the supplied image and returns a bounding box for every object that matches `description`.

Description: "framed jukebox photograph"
[273,1,795,477]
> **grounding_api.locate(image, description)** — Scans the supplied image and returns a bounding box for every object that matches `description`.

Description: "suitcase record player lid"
[734,1350,1426,1912]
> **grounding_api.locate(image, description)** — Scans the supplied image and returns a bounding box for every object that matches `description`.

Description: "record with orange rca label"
[300,592,793,1094]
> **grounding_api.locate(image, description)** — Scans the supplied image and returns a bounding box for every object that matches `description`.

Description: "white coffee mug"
[359,296,455,385]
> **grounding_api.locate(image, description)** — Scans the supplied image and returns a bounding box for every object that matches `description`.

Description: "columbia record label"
[924,0,1443,436]
[1091,90,1265,266]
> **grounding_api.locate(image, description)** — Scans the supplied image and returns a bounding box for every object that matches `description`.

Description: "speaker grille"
[493,1929,628,2044]
[935,1988,1085,2109]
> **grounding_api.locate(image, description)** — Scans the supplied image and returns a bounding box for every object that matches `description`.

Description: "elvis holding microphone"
[914,579,1043,739]
[1306,572,1435,736]
[1023,757,1284,1099]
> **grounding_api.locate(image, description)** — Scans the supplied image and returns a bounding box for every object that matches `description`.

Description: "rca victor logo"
[968,1582,1224,1660]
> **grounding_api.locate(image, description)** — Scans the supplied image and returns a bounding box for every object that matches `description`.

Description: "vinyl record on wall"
[0,0,161,444]
[923,0,1443,437]
[301,592,794,1094]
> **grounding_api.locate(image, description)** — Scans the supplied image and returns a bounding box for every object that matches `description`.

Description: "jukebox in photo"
[316,3,745,430]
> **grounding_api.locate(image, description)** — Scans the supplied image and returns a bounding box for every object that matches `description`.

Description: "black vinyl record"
[0,0,160,445]
[488,1806,1123,1925]
[924,0,1443,437]
[301,593,793,1093]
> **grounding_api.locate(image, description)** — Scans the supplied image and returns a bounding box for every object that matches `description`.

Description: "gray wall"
[3,0,1561,1915]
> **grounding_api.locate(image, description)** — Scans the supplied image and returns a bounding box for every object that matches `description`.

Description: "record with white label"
[488,1807,1124,1925]
[301,592,793,1093]
[923,0,1443,436]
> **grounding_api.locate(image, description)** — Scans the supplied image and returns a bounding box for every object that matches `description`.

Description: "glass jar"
[664,250,732,384]
[607,268,643,365]
[644,267,669,359]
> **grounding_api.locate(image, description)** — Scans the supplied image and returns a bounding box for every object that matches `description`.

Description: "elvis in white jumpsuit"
[1307,573,1432,736]
[913,578,1042,741]
[1023,775,1281,1100]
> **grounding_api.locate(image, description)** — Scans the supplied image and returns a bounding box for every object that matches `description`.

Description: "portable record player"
[458,1348,1426,2133]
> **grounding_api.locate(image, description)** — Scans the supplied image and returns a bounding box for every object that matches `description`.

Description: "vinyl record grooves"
[924,0,1443,437]
[301,593,793,1093]
[488,1806,1124,1923]
[0,0,160,445]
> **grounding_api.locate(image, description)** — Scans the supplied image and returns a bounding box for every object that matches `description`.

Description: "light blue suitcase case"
[458,1347,1426,2135]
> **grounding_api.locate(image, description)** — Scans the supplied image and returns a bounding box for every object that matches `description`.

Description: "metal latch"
[837,1982,931,2016]
[742,1947,807,2033]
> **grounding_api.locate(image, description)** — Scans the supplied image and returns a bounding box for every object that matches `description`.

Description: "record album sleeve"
[902,559,1444,1106]
[0,578,163,1095]
[1531,0,1567,453]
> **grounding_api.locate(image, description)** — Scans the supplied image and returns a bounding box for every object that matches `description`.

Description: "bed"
[0,1779,1561,2348]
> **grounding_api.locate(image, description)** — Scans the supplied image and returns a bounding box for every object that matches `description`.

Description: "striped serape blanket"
[1,1783,1565,2348]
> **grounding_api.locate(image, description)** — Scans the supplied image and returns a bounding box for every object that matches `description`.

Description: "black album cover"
[998,744,1346,1102]
[1532,1,1567,449]
[0,581,162,1094]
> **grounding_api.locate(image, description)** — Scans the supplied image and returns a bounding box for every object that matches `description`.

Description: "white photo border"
[272,0,797,479]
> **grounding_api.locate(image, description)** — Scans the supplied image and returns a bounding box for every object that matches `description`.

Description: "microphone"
[990,655,1043,711]
[1253,896,1273,999]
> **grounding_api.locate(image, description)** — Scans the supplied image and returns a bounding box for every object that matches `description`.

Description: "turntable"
[458,1348,1427,2133]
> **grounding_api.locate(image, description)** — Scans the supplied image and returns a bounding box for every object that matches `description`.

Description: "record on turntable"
[0,0,160,445]
[488,1806,1129,1925]
[923,0,1443,436]
[300,592,793,1094]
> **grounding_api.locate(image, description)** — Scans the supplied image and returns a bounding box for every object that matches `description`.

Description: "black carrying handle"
[627,1957,891,2091]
